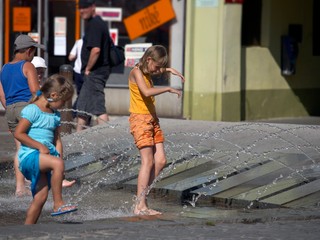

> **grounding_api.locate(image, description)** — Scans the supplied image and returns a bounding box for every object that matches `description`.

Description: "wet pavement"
[1,111,320,239]
[0,216,320,239]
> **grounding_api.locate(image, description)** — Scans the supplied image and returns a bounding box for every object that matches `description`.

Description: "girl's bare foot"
[24,179,31,185]
[62,179,76,188]
[15,188,31,197]
[134,207,162,215]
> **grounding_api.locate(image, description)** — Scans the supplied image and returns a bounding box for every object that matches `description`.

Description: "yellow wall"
[184,0,320,121]
[244,0,320,120]
[184,0,223,120]
[184,1,242,121]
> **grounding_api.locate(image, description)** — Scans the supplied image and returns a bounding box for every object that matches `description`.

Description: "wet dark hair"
[31,74,74,104]
[138,45,168,75]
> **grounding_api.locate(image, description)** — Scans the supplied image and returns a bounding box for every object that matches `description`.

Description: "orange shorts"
[129,113,164,149]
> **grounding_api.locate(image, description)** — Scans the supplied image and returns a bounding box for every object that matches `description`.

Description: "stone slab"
[261,178,320,205]
[65,153,96,171]
[231,177,305,201]
[58,117,320,208]
[191,161,285,196]
[284,190,320,208]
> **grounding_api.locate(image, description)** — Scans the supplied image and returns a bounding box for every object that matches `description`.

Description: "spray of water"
[1,108,320,223]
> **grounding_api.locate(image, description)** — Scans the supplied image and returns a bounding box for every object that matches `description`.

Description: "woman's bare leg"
[76,116,88,132]
[13,138,31,197]
[97,113,109,125]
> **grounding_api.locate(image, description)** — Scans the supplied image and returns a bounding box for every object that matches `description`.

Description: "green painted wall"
[184,1,242,121]
[184,0,320,121]
[244,89,320,120]
[244,0,320,120]
[184,1,223,121]
[183,91,217,120]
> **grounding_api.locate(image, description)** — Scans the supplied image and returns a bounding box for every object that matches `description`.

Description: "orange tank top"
[129,72,155,114]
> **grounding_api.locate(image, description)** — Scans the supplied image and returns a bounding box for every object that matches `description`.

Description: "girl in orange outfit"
[128,45,185,215]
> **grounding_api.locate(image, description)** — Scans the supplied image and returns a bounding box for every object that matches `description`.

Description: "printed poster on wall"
[109,29,119,45]
[13,7,31,32]
[124,43,152,67]
[54,17,67,56]
[123,0,175,40]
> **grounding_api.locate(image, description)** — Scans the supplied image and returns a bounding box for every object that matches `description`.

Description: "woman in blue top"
[0,34,41,197]
[14,74,77,224]
[0,34,75,197]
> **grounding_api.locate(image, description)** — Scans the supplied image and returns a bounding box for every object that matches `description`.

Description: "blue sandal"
[51,203,78,216]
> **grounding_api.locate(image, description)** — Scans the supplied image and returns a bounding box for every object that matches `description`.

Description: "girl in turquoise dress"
[14,74,77,224]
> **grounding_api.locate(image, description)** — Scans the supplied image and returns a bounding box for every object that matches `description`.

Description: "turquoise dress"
[18,104,61,197]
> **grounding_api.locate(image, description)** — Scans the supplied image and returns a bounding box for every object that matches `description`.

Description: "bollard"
[59,64,74,135]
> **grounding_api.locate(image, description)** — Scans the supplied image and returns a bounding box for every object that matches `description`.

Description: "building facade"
[185,0,320,121]
[1,0,320,121]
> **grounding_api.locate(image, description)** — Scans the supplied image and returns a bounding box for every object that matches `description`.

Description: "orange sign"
[13,7,31,32]
[124,0,176,40]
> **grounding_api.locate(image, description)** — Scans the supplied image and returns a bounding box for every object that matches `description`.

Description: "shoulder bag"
[109,37,125,67]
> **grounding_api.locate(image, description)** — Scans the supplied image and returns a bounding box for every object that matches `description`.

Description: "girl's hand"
[39,144,50,154]
[169,88,182,98]
[167,68,185,83]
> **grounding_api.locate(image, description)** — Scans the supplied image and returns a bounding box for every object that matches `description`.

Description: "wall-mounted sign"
[124,43,152,67]
[96,7,122,22]
[13,7,31,32]
[123,0,175,40]
[196,0,219,7]
[28,32,39,43]
[110,28,118,45]
[54,17,67,56]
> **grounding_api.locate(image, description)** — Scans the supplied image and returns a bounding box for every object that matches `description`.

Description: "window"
[313,0,320,55]
[241,0,262,46]
[99,0,171,85]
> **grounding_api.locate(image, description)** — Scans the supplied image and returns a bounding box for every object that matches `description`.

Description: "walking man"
[76,0,111,131]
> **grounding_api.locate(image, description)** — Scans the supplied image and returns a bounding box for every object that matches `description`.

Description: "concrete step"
[191,160,284,196]
[231,177,306,201]
[261,178,320,205]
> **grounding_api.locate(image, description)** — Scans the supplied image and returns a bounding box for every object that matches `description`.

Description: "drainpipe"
[44,0,49,74]
[37,0,42,57]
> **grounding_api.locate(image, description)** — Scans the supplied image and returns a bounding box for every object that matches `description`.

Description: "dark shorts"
[5,102,28,132]
[74,71,84,95]
[76,70,110,118]
[129,113,164,149]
